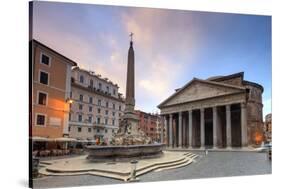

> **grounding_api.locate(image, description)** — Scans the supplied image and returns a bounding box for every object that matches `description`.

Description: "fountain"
[86,33,164,162]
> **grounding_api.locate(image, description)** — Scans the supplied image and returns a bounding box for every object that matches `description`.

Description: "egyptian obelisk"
[111,33,152,145]
[123,33,140,132]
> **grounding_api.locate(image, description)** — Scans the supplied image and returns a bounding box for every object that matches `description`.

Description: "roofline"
[31,39,77,66]
[243,80,264,93]
[157,77,246,108]
[71,82,124,103]
[72,66,120,88]
[209,72,244,82]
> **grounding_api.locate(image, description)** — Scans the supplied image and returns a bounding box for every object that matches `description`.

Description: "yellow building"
[31,40,77,139]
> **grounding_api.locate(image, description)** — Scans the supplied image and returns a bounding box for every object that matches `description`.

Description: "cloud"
[120,8,199,110]
[33,3,200,112]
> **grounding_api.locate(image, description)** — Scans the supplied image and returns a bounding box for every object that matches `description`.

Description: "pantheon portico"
[158,72,264,149]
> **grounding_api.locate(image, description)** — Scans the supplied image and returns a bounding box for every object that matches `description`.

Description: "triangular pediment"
[159,79,245,107]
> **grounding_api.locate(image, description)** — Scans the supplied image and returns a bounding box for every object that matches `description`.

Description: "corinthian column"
[213,106,218,149]
[241,103,248,147]
[178,112,182,148]
[226,105,232,148]
[200,108,205,149]
[188,110,193,148]
[169,114,173,147]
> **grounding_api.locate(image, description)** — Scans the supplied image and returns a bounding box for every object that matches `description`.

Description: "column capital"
[169,114,173,118]
[200,108,204,113]
[226,104,231,111]
[241,102,246,108]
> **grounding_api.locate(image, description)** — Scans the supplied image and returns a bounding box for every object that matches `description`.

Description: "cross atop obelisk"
[129,32,134,42]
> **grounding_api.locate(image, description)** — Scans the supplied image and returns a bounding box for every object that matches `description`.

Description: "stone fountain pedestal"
[86,114,164,162]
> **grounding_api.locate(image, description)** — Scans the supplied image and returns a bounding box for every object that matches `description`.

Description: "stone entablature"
[161,93,246,115]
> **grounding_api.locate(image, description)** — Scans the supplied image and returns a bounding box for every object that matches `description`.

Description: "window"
[79,94,83,101]
[105,129,108,133]
[119,105,121,111]
[38,92,47,105]
[78,115,82,122]
[106,86,109,93]
[97,117,100,124]
[88,128,92,132]
[97,129,100,133]
[79,104,83,110]
[39,71,49,85]
[113,89,116,95]
[41,53,50,66]
[105,110,108,115]
[150,128,154,131]
[78,127,82,132]
[79,75,84,83]
[90,79,93,87]
[119,113,121,117]
[70,92,72,98]
[105,118,108,125]
[113,103,115,109]
[98,99,101,106]
[98,83,102,90]
[106,101,108,108]
[112,112,115,116]
[69,113,71,121]
[112,129,114,133]
[98,108,101,114]
[68,127,71,132]
[112,119,115,126]
[89,97,93,104]
[36,114,46,126]
[89,106,93,112]
[88,116,92,123]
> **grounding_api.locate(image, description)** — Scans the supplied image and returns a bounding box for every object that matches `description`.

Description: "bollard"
[205,149,208,156]
[129,160,139,182]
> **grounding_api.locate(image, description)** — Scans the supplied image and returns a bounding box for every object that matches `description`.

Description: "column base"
[226,146,232,150]
[200,146,205,150]
[212,146,218,150]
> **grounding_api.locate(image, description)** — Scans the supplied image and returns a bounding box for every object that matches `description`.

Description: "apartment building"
[69,67,125,144]
[31,40,77,138]
[135,110,165,143]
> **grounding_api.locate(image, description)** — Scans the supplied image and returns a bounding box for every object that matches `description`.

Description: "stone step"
[39,152,198,182]
[154,155,198,172]
[136,153,197,176]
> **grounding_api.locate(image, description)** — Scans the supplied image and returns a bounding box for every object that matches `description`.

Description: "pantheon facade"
[158,72,264,148]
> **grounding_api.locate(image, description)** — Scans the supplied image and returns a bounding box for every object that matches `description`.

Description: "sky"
[32,1,272,117]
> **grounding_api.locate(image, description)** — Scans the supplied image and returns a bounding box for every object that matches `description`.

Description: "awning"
[48,137,77,142]
[31,136,49,142]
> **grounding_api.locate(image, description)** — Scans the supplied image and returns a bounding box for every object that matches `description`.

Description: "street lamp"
[66,98,73,104]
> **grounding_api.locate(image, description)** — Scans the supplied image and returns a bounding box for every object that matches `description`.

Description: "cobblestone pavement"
[33,151,271,188]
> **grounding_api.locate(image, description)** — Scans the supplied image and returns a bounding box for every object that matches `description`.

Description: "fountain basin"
[86,143,164,162]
